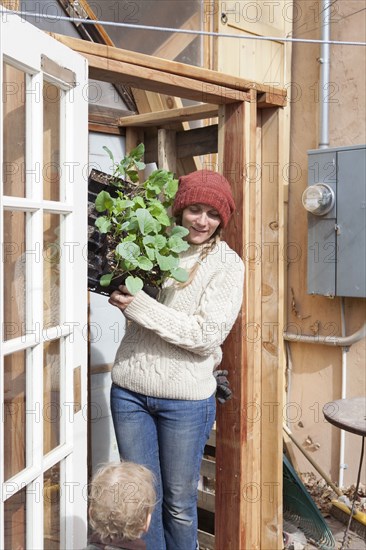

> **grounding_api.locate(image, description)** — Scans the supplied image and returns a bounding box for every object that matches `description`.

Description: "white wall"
[88,132,126,472]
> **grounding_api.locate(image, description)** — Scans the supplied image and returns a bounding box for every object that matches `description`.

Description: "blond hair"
[88,461,156,542]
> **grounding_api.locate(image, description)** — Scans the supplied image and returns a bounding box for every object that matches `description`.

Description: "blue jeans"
[110,384,216,550]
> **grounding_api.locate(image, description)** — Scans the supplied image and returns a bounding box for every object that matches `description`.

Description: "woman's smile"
[182,203,221,244]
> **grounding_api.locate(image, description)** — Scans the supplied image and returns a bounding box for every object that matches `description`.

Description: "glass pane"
[4,487,27,550]
[44,340,61,454]
[4,351,27,480]
[44,463,61,549]
[3,63,26,197]
[44,213,61,328]
[96,0,203,65]
[3,210,27,341]
[43,81,61,201]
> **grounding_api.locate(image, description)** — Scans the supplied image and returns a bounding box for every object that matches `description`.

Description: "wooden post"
[260,108,283,548]
[216,97,283,549]
[158,129,177,173]
[215,100,259,549]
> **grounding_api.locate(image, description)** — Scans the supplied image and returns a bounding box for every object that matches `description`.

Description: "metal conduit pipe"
[283,322,366,347]
[319,0,331,149]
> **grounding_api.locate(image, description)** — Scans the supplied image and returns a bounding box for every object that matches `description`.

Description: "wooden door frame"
[52,34,286,550]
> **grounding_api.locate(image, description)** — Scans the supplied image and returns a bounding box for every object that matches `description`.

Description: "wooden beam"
[85,53,247,105]
[88,123,123,135]
[176,125,218,158]
[49,33,287,100]
[260,108,283,549]
[142,125,218,164]
[258,92,287,109]
[89,104,134,126]
[152,12,201,60]
[118,103,219,128]
[215,101,249,550]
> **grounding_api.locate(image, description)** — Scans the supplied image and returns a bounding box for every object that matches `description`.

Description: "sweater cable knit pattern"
[112,240,244,400]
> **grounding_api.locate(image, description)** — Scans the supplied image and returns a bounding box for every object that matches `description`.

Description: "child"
[85,461,156,550]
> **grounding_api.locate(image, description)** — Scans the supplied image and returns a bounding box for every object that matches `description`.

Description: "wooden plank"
[200,457,216,479]
[198,490,215,514]
[144,125,218,164]
[158,129,176,173]
[85,53,247,105]
[206,428,216,448]
[88,105,132,134]
[152,12,200,60]
[88,123,122,135]
[197,529,215,550]
[260,108,283,549]
[242,96,262,549]
[90,363,112,375]
[118,104,219,128]
[48,33,286,98]
[176,125,218,159]
[68,0,114,45]
[258,92,287,109]
[215,101,249,550]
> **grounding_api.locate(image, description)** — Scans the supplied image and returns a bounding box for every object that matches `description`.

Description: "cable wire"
[5,9,366,47]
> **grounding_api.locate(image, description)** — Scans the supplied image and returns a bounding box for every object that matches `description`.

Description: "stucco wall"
[287,0,365,487]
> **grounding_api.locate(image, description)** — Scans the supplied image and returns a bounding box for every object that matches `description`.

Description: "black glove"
[213,369,233,404]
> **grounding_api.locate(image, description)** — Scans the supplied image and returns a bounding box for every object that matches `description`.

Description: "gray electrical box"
[305,144,366,298]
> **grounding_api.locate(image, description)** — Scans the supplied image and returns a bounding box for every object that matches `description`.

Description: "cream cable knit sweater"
[112,240,244,400]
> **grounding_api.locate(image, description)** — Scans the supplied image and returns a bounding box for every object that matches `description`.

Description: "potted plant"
[88,144,190,297]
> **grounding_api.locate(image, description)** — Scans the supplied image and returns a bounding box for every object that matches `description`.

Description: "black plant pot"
[87,170,161,299]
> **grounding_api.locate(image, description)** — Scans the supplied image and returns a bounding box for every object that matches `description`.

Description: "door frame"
[0,9,89,549]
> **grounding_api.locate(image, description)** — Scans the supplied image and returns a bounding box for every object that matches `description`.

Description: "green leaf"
[115,198,134,210]
[136,209,156,235]
[164,177,178,199]
[95,216,112,234]
[144,246,156,261]
[127,169,139,183]
[147,200,165,215]
[145,170,167,194]
[156,212,171,226]
[154,235,167,250]
[102,146,114,163]
[120,221,131,231]
[170,225,190,238]
[144,235,166,251]
[95,190,113,212]
[133,196,146,208]
[156,251,179,271]
[116,241,140,262]
[142,235,155,246]
[135,161,146,170]
[125,275,144,295]
[170,267,189,283]
[137,256,154,271]
[123,234,136,242]
[100,273,113,287]
[168,235,190,253]
[130,143,145,159]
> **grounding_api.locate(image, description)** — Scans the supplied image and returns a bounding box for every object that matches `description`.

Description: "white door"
[0,10,88,550]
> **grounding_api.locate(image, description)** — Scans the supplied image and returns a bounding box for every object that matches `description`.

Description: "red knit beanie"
[172,170,235,228]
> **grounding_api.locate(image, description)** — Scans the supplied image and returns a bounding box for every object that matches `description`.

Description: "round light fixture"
[302,183,335,216]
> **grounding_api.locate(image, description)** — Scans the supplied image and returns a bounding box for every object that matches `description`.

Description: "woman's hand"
[108,285,135,312]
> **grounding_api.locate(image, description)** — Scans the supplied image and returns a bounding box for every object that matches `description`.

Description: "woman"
[109,169,244,550]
